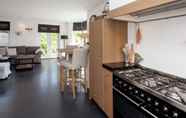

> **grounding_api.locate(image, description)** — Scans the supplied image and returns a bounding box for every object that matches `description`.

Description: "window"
[40,33,59,58]
[38,24,60,58]
[72,21,87,46]
[72,30,88,46]
[0,32,9,46]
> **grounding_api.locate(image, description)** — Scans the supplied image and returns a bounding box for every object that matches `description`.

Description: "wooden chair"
[58,47,89,99]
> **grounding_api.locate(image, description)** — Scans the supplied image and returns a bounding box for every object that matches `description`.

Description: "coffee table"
[16,55,35,70]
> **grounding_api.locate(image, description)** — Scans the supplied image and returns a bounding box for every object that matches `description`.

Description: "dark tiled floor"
[0,59,106,118]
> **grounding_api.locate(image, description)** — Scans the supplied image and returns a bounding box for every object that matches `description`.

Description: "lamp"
[16,23,25,36]
[25,24,33,31]
[61,35,68,48]
[61,35,68,40]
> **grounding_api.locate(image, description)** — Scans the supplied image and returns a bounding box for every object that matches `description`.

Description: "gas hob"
[114,67,186,112]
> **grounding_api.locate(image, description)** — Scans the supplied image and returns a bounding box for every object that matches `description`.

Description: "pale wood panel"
[109,0,176,18]
[95,58,104,110]
[94,18,103,58]
[89,20,96,99]
[89,18,104,107]
[103,68,113,118]
[102,19,128,63]
[89,17,128,116]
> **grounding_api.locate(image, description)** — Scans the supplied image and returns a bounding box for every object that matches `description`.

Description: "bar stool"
[59,47,89,99]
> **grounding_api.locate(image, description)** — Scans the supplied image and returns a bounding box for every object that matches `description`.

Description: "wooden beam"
[109,0,176,18]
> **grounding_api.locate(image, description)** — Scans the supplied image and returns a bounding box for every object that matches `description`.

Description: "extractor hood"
[113,0,186,23]
[130,0,186,17]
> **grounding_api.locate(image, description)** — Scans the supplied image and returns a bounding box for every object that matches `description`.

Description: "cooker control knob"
[173,112,178,118]
[154,101,159,106]
[147,97,152,102]
[129,87,133,90]
[135,90,139,94]
[123,83,127,87]
[163,106,168,112]
[118,81,122,85]
[140,94,144,97]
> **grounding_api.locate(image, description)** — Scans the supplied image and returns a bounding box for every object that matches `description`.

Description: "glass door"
[40,33,59,59]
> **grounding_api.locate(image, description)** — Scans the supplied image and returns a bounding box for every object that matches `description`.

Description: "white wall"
[128,15,186,78]
[87,2,105,18]
[0,16,73,47]
[110,0,136,10]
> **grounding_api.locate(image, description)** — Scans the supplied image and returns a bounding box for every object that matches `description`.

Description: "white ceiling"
[0,0,104,22]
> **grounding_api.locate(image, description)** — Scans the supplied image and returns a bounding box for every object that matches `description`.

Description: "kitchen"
[89,0,186,118]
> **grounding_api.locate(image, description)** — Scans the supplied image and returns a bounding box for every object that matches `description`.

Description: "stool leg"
[60,65,65,92]
[71,69,76,99]
[84,67,87,93]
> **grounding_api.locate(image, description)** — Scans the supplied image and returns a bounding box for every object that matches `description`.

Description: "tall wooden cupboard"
[89,16,128,118]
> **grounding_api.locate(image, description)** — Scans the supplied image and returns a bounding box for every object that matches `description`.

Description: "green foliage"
[40,33,48,56]
[73,31,87,45]
[40,33,58,58]
[50,33,58,53]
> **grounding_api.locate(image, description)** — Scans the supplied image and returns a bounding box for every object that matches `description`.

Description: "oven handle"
[113,87,140,107]
[141,107,158,118]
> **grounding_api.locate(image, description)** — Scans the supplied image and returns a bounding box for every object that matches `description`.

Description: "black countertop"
[103,62,139,72]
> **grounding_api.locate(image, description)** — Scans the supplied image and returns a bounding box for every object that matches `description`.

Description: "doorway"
[40,33,59,59]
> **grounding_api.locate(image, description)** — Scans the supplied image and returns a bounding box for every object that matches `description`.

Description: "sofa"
[11,46,42,64]
[0,46,42,64]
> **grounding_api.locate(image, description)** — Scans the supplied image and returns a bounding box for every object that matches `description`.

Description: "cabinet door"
[103,68,113,118]
[93,18,103,58]
[89,19,96,99]
[89,17,104,107]
[102,19,127,63]
[90,57,104,110]
[89,53,96,99]
[94,58,104,110]
[89,30,103,108]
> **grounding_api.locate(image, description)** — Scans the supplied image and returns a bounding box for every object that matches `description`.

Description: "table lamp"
[61,35,68,48]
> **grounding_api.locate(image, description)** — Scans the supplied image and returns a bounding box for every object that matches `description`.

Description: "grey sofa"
[10,46,42,64]
[0,46,42,64]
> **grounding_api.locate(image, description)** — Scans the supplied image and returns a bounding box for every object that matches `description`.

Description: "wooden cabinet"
[89,16,127,118]
[103,68,113,118]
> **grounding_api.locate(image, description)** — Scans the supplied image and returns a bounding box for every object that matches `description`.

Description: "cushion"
[59,60,79,69]
[7,48,17,56]
[35,48,41,54]
[16,46,26,55]
[26,47,39,54]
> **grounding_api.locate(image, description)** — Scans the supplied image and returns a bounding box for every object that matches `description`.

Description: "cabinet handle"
[141,107,158,118]
[113,87,140,106]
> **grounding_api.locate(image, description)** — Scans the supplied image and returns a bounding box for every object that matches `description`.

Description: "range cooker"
[113,66,186,118]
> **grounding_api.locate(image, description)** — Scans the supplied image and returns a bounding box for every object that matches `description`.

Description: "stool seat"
[60,60,80,70]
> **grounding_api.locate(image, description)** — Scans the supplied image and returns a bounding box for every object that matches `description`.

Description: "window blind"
[73,21,87,31]
[38,24,60,33]
[0,21,10,31]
